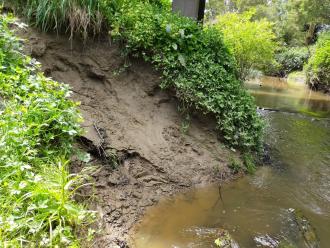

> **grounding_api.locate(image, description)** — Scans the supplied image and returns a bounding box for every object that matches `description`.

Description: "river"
[131,76,330,248]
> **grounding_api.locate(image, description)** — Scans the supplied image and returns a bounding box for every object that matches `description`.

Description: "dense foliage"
[207,0,330,92]
[215,10,277,79]
[105,0,264,150]
[0,15,94,246]
[12,0,264,151]
[207,0,330,46]
[306,32,330,89]
[271,47,310,76]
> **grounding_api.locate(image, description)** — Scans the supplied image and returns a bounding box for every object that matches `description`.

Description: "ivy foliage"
[0,15,94,247]
[103,0,264,151]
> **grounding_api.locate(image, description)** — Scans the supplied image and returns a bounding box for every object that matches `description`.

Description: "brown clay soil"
[18,27,238,247]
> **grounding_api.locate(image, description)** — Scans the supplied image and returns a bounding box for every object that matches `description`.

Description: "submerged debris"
[289,208,320,248]
[254,234,279,247]
[214,229,240,248]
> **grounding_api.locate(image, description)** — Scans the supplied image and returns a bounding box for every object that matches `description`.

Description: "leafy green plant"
[243,153,256,174]
[180,115,191,134]
[269,46,309,76]
[0,15,94,246]
[228,156,242,174]
[215,9,278,80]
[305,32,330,90]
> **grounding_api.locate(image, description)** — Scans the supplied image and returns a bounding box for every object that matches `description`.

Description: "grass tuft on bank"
[9,0,104,39]
[0,14,94,247]
[10,0,263,151]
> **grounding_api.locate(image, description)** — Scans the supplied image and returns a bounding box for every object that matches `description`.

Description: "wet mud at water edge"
[132,77,330,248]
[16,27,239,247]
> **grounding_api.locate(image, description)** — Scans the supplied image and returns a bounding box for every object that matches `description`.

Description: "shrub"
[270,46,309,76]
[215,9,278,80]
[228,156,242,174]
[0,15,94,246]
[306,32,330,90]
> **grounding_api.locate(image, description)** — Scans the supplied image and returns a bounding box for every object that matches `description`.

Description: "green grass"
[0,15,95,247]
[9,0,104,39]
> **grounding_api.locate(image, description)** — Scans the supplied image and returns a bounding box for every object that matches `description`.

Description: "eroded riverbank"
[15,25,240,247]
[14,21,330,248]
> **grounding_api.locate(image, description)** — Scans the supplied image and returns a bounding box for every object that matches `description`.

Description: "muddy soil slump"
[17,27,236,247]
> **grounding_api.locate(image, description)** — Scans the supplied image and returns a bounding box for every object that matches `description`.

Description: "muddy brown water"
[131,76,330,248]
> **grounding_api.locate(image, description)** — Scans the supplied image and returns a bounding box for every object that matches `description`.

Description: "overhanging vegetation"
[306,32,330,90]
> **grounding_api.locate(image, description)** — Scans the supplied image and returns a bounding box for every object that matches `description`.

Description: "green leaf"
[178,54,186,67]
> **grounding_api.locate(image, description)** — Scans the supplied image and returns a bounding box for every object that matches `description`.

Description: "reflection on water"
[245,76,330,117]
[132,77,330,248]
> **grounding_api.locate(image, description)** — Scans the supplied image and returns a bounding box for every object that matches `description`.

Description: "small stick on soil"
[93,122,116,168]
[93,122,105,144]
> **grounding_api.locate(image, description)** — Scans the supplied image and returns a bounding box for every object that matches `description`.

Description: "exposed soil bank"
[18,27,236,247]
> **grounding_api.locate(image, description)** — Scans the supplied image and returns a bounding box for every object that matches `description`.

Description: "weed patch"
[0,15,94,246]
[9,0,104,40]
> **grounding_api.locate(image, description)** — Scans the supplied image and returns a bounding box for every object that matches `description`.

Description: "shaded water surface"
[245,76,330,117]
[132,76,330,248]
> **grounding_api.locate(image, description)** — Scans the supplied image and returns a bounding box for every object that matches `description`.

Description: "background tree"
[215,9,278,79]
[287,0,330,45]
[207,0,330,46]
